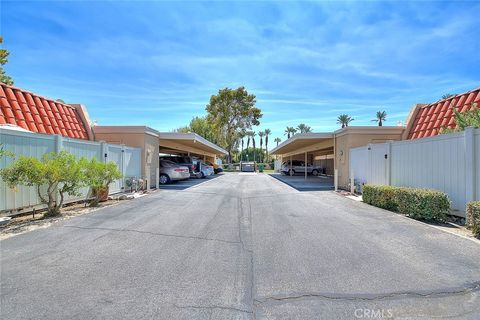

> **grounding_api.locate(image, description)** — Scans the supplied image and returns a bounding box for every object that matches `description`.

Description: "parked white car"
[159,160,190,184]
[199,162,214,178]
[281,160,323,176]
[192,160,214,178]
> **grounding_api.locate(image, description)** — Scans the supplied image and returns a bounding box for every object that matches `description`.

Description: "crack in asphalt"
[237,192,256,318]
[173,303,253,314]
[62,225,241,245]
[254,282,480,305]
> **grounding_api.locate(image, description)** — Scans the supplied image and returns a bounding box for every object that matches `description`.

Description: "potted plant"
[83,158,122,207]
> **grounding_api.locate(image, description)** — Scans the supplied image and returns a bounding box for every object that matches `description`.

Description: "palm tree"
[239,131,246,162]
[264,129,271,162]
[251,131,256,162]
[372,111,387,126]
[274,137,281,146]
[297,123,312,133]
[337,114,354,128]
[258,131,265,163]
[284,126,297,139]
[441,93,455,100]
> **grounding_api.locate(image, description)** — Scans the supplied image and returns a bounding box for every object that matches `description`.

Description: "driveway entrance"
[1,173,479,319]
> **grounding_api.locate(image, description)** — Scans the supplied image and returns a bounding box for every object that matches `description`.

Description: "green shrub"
[395,188,450,221]
[0,151,86,217]
[362,185,398,211]
[362,184,450,221]
[82,158,122,207]
[466,201,480,237]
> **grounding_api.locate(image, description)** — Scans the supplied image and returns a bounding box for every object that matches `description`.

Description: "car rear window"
[161,160,176,167]
[180,157,192,164]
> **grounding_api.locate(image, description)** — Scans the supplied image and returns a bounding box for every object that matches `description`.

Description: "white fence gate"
[0,127,141,213]
[349,127,479,214]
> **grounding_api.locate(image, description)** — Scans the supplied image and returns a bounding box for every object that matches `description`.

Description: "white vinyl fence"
[349,127,479,215]
[0,127,141,213]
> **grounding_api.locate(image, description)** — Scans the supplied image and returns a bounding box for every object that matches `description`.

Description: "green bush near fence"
[362,185,398,211]
[363,184,450,221]
[466,201,480,237]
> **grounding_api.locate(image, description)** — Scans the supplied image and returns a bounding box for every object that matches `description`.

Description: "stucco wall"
[335,130,404,187]
[94,130,159,186]
[144,133,160,185]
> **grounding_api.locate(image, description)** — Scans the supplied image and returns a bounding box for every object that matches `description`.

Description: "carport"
[93,126,226,189]
[270,133,335,181]
[158,132,227,164]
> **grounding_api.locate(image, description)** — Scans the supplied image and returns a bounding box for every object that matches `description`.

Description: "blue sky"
[2,1,479,145]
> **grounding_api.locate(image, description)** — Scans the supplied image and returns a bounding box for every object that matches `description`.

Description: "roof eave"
[270,132,333,155]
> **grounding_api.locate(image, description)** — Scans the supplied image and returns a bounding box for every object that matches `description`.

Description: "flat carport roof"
[93,126,227,158]
[158,132,227,158]
[270,133,334,157]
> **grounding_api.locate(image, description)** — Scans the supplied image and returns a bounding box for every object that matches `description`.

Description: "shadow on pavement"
[158,174,222,190]
[269,173,334,191]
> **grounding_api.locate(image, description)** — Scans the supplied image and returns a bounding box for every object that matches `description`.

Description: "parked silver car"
[159,160,190,184]
[281,160,323,176]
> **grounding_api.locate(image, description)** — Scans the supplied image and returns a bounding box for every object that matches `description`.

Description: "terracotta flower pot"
[93,186,109,203]
[99,186,109,202]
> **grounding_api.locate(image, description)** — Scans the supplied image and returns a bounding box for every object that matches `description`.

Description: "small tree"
[0,144,13,158]
[0,36,14,85]
[83,158,122,207]
[441,103,480,133]
[0,151,85,217]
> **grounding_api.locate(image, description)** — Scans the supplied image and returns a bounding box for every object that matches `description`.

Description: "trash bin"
[258,163,264,172]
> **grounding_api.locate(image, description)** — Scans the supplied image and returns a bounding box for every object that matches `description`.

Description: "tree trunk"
[265,137,269,162]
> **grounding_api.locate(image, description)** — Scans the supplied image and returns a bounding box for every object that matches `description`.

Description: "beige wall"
[94,130,159,186]
[314,158,334,175]
[144,134,160,185]
[335,128,404,187]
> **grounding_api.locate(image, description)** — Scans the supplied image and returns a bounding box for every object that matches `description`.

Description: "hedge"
[466,201,480,237]
[362,185,398,211]
[362,184,450,221]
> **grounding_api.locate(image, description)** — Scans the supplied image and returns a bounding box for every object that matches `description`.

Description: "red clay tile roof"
[0,83,89,140]
[407,87,480,140]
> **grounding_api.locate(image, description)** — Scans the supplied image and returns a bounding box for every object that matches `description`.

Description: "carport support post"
[145,167,150,191]
[290,155,292,175]
[350,169,355,194]
[305,151,307,180]
[155,167,159,189]
[334,169,338,191]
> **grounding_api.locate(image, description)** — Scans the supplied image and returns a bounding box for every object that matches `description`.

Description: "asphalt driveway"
[1,173,479,319]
